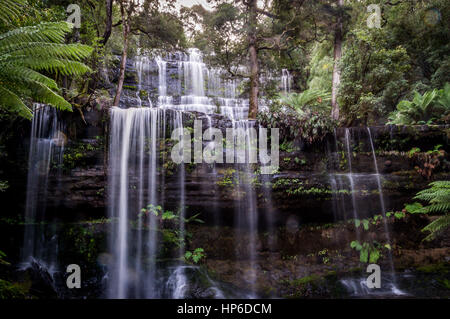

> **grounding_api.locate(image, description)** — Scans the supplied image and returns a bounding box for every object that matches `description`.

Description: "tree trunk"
[248,44,259,119]
[113,3,131,107]
[247,0,259,119]
[331,0,344,121]
[101,0,113,46]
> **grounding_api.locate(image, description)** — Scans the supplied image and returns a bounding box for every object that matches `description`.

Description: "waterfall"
[135,56,152,107]
[107,48,274,298]
[232,120,258,297]
[281,69,292,94]
[20,104,65,297]
[108,107,170,298]
[367,128,398,288]
[156,56,172,106]
[344,128,361,240]
[330,128,404,296]
[22,104,65,264]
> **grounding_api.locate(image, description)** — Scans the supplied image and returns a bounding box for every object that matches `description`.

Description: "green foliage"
[308,42,333,92]
[184,248,205,264]
[411,181,450,241]
[0,17,93,119]
[408,147,421,158]
[62,141,99,170]
[0,180,8,192]
[388,85,450,125]
[216,168,237,188]
[0,279,28,299]
[337,0,450,125]
[139,204,204,260]
[258,99,336,145]
[404,202,423,214]
[278,90,331,113]
[0,249,9,266]
[339,27,411,125]
[354,219,369,231]
[350,240,385,263]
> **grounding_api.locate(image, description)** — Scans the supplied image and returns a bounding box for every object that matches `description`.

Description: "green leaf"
[360,246,369,263]
[404,202,423,214]
[362,219,369,231]
[369,247,380,263]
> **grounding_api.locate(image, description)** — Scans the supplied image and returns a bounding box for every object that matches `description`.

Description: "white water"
[330,128,403,296]
[23,104,65,265]
[108,48,283,298]
[281,69,292,94]
[344,129,361,240]
[135,56,153,107]
[21,104,65,296]
[366,127,399,290]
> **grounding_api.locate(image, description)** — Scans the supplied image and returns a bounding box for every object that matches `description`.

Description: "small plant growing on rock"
[184,248,205,264]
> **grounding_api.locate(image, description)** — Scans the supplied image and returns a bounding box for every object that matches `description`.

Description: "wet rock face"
[187,215,450,298]
[25,106,449,228]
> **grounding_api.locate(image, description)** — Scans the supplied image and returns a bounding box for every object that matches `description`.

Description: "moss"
[123,85,137,91]
[139,90,148,98]
[0,279,29,299]
[416,263,449,274]
[290,274,322,286]
[62,140,102,170]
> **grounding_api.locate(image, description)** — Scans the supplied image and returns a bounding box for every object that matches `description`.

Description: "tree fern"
[0,0,24,24]
[0,12,93,119]
[412,181,450,241]
[279,89,331,114]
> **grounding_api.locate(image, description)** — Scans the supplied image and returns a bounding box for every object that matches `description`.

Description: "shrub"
[388,83,450,125]
[259,91,336,144]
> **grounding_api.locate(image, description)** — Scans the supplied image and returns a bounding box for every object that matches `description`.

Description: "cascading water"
[281,69,292,94]
[231,120,258,297]
[21,103,65,291]
[330,128,404,296]
[344,128,361,240]
[135,56,153,107]
[108,48,281,298]
[366,127,401,294]
[108,107,168,298]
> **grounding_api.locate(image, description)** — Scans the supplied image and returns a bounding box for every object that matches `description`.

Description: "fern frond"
[0,0,25,24]
[23,81,72,111]
[422,214,450,241]
[10,57,93,76]
[5,43,93,60]
[429,181,450,188]
[0,21,92,119]
[420,203,450,214]
[0,22,72,45]
[0,86,32,119]
[0,64,58,89]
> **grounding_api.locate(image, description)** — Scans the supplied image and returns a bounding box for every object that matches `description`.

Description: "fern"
[0,0,25,24]
[422,214,450,241]
[0,7,93,119]
[279,89,331,114]
[411,181,450,241]
[388,84,450,125]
